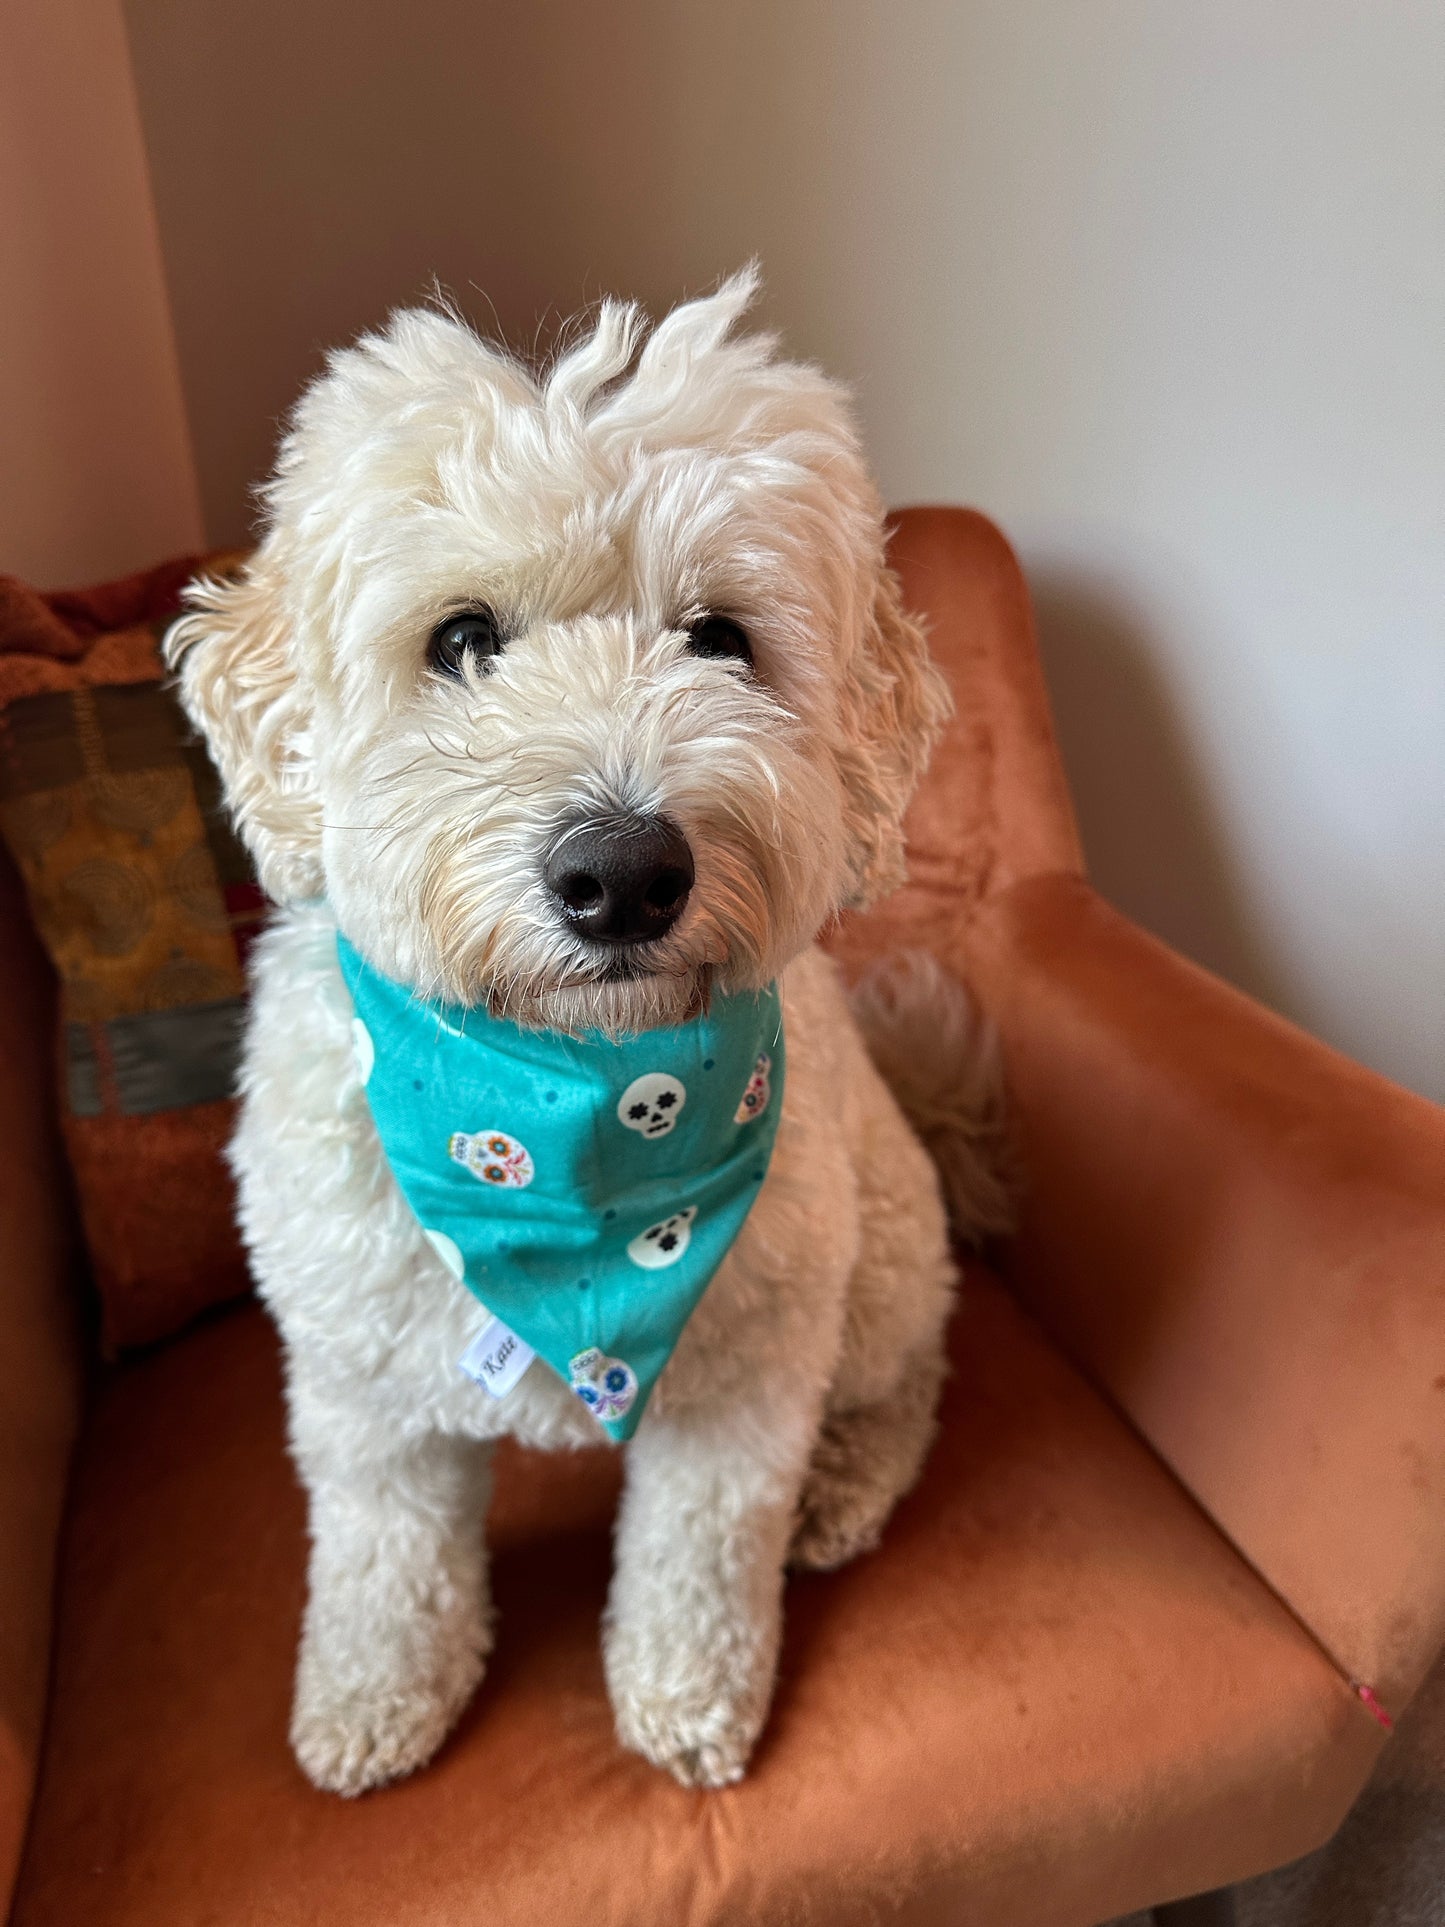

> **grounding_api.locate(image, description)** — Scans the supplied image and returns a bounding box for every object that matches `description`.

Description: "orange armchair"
[4,509,1443,1926]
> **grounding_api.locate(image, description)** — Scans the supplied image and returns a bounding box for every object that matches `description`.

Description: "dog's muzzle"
[543,811,694,947]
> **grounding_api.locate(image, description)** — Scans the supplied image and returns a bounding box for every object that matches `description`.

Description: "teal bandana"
[336,934,785,1441]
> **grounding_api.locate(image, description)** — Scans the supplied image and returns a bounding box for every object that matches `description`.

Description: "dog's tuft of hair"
[850,950,1017,1241]
[166,268,949,1036]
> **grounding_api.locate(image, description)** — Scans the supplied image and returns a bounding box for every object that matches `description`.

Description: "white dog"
[167,270,1003,1796]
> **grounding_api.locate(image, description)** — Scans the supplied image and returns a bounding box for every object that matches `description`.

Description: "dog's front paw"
[291,1623,488,1795]
[605,1614,774,1789]
[610,1682,762,1789]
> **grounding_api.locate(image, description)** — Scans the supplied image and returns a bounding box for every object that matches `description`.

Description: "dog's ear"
[835,559,951,906]
[165,537,323,905]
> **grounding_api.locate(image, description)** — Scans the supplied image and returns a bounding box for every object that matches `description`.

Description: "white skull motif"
[422,1227,465,1279]
[626,1206,697,1269]
[351,1017,375,1084]
[616,1071,687,1139]
[448,1129,535,1188]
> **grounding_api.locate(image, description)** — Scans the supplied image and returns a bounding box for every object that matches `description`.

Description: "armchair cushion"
[12,1271,1381,1927]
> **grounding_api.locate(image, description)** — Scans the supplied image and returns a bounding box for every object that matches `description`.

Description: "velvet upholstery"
[3,508,1439,1923]
[965,877,1445,1718]
[10,1285,1382,1927]
[830,511,1445,1726]
[0,851,81,1911]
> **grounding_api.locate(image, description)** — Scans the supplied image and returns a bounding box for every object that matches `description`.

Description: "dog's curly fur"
[167,270,997,1794]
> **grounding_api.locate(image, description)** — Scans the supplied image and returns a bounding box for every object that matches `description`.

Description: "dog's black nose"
[543,813,695,946]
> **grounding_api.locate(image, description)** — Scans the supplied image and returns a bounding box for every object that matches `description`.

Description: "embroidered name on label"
[459,1315,535,1398]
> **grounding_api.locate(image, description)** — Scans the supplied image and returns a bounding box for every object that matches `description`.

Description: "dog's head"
[169,270,949,1032]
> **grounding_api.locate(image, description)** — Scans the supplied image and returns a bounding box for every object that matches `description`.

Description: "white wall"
[123,0,1444,1098]
[0,0,203,587]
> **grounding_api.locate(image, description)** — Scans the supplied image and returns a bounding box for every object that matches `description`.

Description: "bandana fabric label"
[335,934,785,1440]
[458,1314,536,1399]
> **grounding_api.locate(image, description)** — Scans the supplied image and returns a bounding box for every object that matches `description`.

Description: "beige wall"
[0,0,203,588]
[123,0,1444,1098]
[120,0,660,547]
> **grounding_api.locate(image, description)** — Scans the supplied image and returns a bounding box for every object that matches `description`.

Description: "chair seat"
[12,1270,1377,1927]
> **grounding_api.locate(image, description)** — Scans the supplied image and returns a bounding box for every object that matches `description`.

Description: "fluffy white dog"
[167,270,1002,1796]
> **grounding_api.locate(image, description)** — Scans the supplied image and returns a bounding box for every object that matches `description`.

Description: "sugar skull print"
[617,1071,687,1139]
[734,1052,773,1124]
[569,1348,638,1422]
[627,1206,697,1270]
[448,1129,535,1188]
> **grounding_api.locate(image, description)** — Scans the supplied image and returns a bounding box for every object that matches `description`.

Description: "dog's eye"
[428,608,505,677]
[685,614,752,667]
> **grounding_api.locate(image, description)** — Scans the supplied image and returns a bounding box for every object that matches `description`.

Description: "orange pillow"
[0,553,260,1351]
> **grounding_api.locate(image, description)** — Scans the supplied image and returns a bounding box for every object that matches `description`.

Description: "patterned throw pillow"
[0,553,260,1351]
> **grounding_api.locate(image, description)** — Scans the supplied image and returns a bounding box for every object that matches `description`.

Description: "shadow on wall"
[1027,567,1287,1018]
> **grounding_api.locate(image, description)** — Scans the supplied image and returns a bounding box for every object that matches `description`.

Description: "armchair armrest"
[964,872,1445,1717]
[0,849,83,1913]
